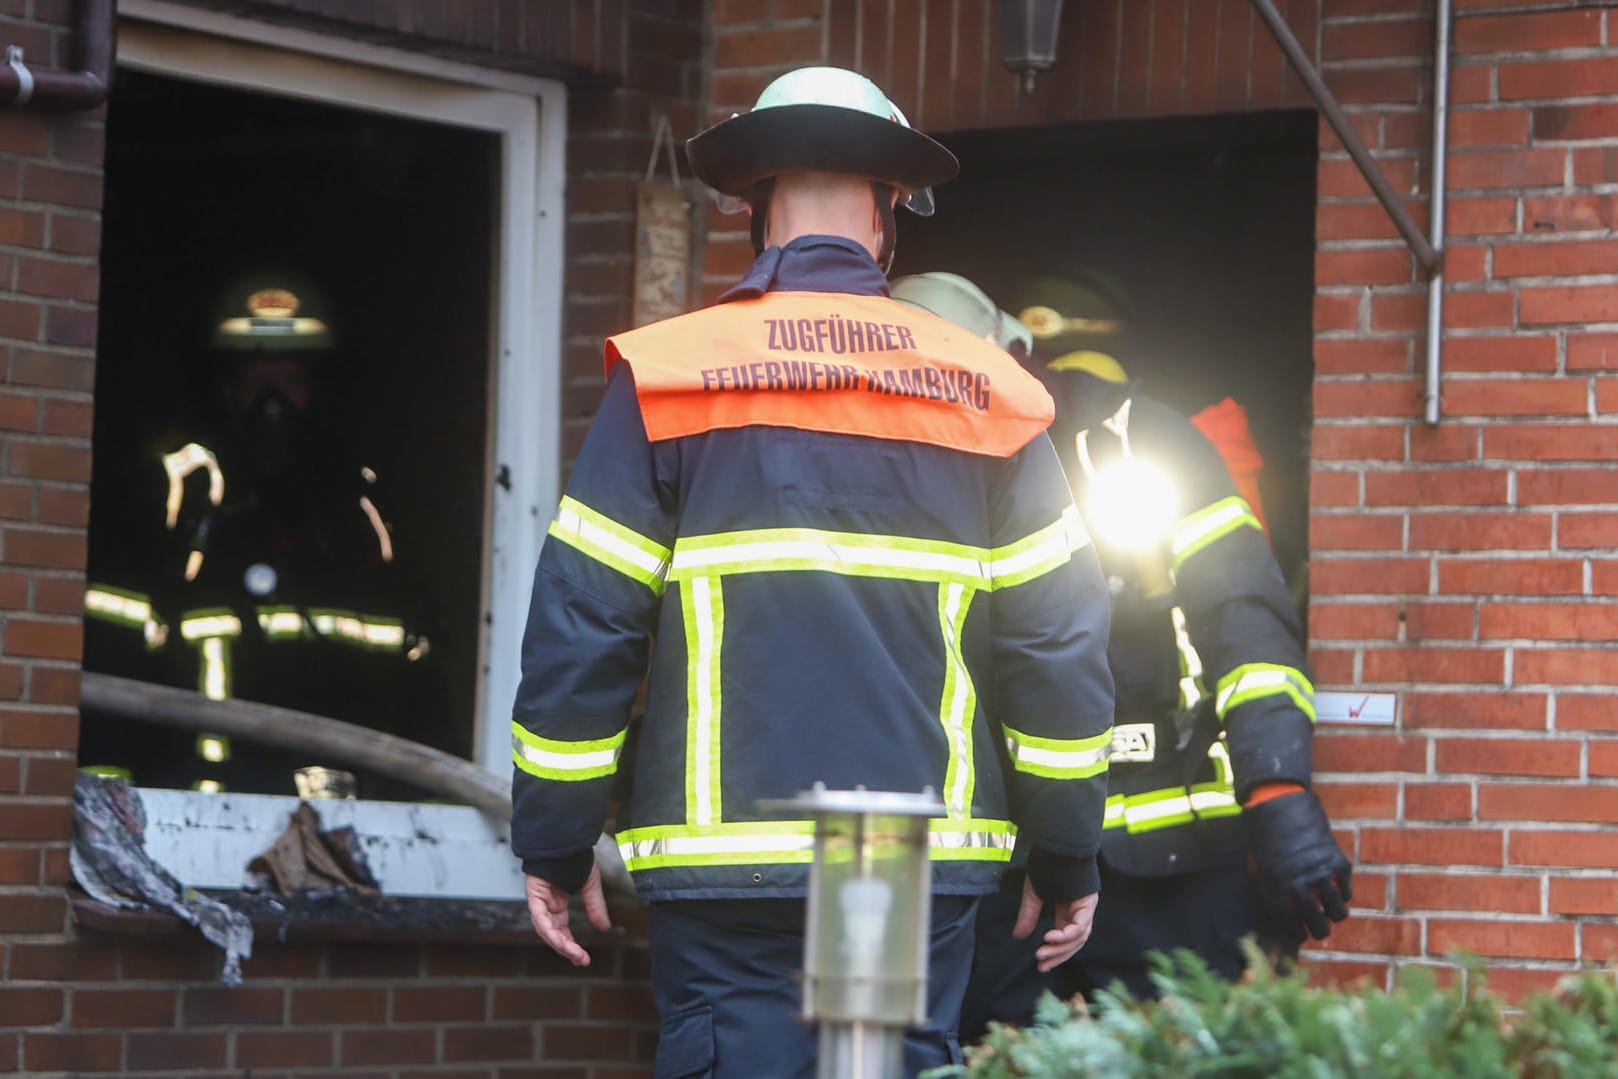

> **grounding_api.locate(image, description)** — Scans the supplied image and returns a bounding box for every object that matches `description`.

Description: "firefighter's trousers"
[958,861,1297,1045]
[646,895,978,1078]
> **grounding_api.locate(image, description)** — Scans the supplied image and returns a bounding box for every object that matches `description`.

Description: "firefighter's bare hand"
[525,865,612,968]
[1012,876,1099,973]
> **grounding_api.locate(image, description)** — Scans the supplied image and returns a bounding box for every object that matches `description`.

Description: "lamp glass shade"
[803,808,933,1025]
[997,0,1064,75]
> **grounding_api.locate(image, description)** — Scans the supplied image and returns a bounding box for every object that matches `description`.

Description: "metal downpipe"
[0,0,113,111]
[1251,0,1441,272]
[1424,0,1453,425]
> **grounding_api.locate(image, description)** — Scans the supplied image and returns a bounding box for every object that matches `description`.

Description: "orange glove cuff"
[1244,781,1306,807]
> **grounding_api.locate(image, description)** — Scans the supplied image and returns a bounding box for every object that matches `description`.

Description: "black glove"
[1243,790,1353,943]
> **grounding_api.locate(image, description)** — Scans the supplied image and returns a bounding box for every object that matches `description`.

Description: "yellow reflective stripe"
[548,496,671,594]
[305,609,407,651]
[1170,496,1263,570]
[255,607,406,650]
[669,513,1085,591]
[85,585,152,627]
[511,721,626,781]
[179,610,242,640]
[617,821,814,873]
[257,607,306,640]
[615,818,1015,872]
[1103,784,1240,833]
[1207,740,1234,788]
[987,505,1091,589]
[937,582,978,817]
[683,576,724,827]
[672,527,989,586]
[199,636,232,700]
[1215,663,1316,724]
[1002,724,1113,780]
[1104,737,1239,834]
[162,442,223,530]
[929,817,1017,862]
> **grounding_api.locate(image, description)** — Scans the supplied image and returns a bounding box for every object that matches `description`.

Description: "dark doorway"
[895,111,1317,593]
[83,68,496,798]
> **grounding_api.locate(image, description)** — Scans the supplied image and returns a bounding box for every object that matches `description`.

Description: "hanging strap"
[644,114,682,186]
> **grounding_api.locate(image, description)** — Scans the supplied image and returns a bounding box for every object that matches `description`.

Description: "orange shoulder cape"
[605,291,1054,458]
[1190,395,1270,535]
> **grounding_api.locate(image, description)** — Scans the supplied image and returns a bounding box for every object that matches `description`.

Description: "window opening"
[83,68,496,802]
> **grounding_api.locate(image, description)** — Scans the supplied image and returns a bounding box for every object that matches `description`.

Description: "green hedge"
[936,945,1618,1078]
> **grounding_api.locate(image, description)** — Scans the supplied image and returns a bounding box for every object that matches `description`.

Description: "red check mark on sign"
[1347,695,1371,719]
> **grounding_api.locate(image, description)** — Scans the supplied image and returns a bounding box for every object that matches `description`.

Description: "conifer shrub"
[936,945,1618,1079]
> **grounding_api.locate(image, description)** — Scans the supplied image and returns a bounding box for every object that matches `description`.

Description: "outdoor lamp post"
[997,0,1065,93]
[762,784,946,1079]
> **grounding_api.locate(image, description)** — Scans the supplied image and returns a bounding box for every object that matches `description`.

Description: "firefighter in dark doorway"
[81,277,435,797]
[890,271,1352,1038]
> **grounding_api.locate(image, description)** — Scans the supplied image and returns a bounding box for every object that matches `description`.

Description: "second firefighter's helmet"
[890,271,1033,358]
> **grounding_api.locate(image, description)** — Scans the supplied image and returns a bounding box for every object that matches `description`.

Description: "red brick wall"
[0,0,105,1020]
[1309,0,1618,996]
[1,930,655,1076]
[703,0,1618,995]
[563,0,709,462]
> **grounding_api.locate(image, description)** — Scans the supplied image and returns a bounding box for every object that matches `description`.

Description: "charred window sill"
[71,888,647,947]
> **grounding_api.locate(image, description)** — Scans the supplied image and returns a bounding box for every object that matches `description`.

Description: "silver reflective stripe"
[1010,741,1110,772]
[512,738,620,773]
[618,828,1014,862]
[552,497,671,591]
[1001,725,1113,779]
[1104,788,1240,831]
[180,613,242,640]
[686,575,723,826]
[1215,663,1316,723]
[86,588,151,625]
[930,829,1016,852]
[620,832,816,860]
[670,512,1086,591]
[673,536,988,581]
[1170,496,1262,568]
[258,609,305,638]
[200,637,230,701]
[311,612,404,648]
[985,507,1091,585]
[1170,605,1205,710]
[938,581,976,817]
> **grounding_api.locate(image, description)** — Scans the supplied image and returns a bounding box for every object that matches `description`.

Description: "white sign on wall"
[1316,691,1398,726]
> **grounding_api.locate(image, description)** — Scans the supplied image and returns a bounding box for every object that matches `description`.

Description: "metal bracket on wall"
[1250,0,1452,425]
[0,0,111,111]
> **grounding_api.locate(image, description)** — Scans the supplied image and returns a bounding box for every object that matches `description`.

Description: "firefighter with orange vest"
[510,68,1116,1076]
[889,271,1351,1034]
